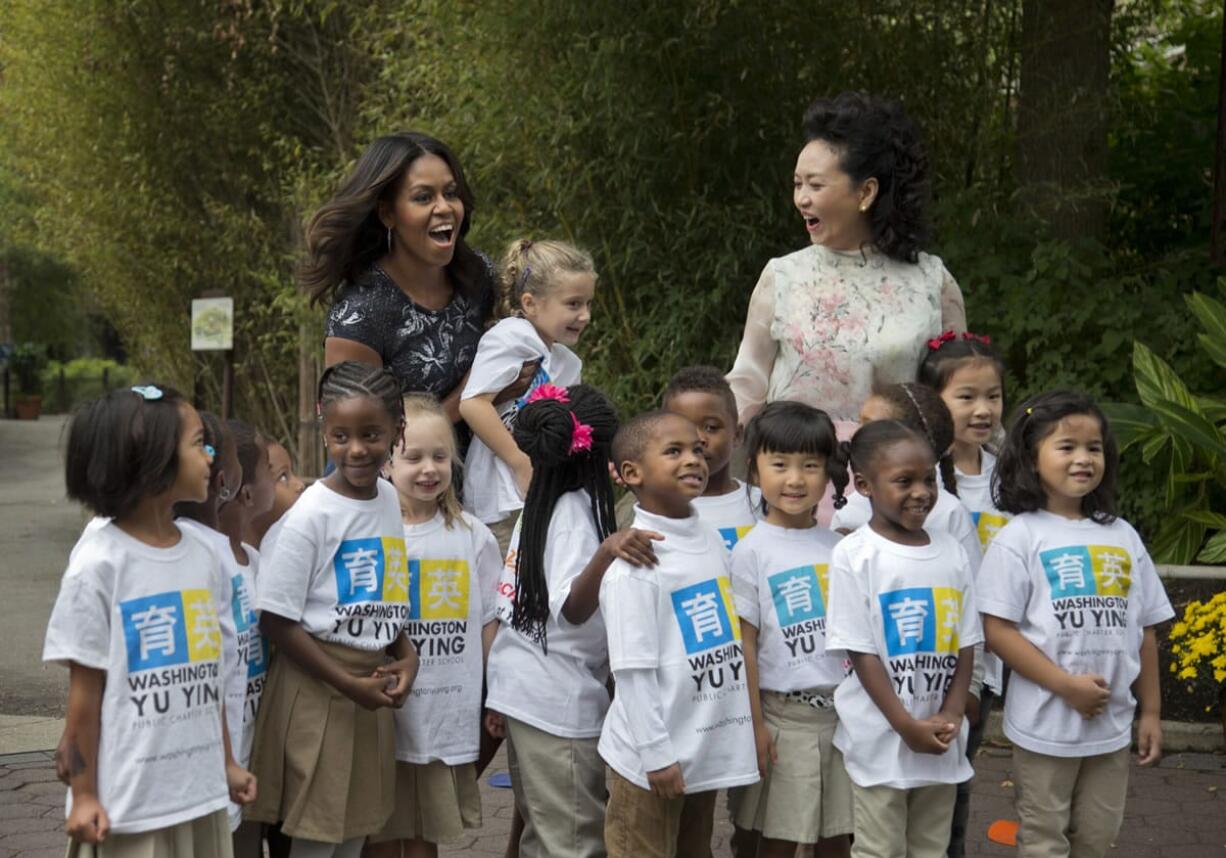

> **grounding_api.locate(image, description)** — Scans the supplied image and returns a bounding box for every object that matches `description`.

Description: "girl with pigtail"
[459,239,598,553]
[484,384,660,858]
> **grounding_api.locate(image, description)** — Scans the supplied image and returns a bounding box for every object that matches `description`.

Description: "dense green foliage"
[0,0,1221,538]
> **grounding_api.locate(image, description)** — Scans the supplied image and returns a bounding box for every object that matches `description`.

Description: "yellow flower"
[1216,668,1226,683]
[1178,666,1198,680]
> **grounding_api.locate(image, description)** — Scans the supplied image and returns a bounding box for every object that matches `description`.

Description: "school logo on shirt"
[671,577,741,654]
[333,536,409,605]
[231,574,255,632]
[228,574,268,680]
[408,559,471,620]
[879,587,962,657]
[717,525,754,552]
[1041,545,1132,599]
[971,511,1010,550]
[122,589,222,672]
[769,564,830,626]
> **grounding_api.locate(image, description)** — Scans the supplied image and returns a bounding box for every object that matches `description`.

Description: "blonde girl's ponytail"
[495,239,596,319]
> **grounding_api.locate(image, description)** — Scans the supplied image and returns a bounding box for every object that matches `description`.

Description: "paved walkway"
[2,744,1223,857]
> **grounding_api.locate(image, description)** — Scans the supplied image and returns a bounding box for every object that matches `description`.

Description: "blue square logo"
[122,591,190,672]
[670,578,738,654]
[769,565,824,626]
[333,538,386,605]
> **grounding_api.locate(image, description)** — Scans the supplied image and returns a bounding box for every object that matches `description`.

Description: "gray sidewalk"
[2,744,1223,857]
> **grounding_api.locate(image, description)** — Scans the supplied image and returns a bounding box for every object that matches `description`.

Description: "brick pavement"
[3,745,1223,857]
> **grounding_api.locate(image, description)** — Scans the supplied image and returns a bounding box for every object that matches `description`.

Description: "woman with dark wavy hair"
[727,93,967,425]
[307,131,533,425]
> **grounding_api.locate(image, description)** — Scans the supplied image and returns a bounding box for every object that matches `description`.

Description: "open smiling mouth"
[428,224,455,245]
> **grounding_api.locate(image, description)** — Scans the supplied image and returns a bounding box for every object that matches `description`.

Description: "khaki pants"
[1013,745,1130,858]
[489,514,519,560]
[850,782,955,858]
[505,717,607,858]
[604,768,717,858]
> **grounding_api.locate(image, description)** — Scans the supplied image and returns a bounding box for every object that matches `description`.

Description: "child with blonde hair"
[459,239,596,550]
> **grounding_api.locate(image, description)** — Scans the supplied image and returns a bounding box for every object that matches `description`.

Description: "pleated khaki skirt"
[66,808,231,858]
[246,640,395,843]
[370,761,481,844]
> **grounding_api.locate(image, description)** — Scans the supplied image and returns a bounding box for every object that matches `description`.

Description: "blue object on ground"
[488,771,512,789]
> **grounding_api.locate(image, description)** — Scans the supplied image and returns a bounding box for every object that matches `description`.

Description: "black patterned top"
[324,263,495,398]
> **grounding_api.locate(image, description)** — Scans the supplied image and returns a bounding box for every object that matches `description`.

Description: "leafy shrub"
[40,358,137,414]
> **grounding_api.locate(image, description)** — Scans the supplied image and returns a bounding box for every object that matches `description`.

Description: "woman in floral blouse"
[304,131,533,428]
[727,92,966,425]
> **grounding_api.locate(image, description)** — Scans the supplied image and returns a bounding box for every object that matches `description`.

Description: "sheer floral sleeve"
[940,263,967,334]
[726,263,778,425]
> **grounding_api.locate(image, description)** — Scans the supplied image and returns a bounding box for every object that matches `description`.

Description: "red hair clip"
[569,413,594,455]
[526,383,569,406]
[926,330,957,351]
[962,332,991,345]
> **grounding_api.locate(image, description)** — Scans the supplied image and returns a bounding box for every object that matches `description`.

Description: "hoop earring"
[386,226,393,253]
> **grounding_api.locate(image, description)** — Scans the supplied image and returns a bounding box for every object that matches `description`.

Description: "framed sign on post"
[191,296,235,417]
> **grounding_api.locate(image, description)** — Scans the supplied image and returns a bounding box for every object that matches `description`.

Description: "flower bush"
[1168,592,1226,685]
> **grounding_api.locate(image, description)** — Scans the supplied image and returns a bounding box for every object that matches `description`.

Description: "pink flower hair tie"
[569,412,594,455]
[526,383,569,405]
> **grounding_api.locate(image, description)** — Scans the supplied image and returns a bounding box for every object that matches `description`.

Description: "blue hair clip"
[131,385,164,401]
[204,444,216,459]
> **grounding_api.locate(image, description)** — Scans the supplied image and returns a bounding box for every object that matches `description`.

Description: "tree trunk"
[1016,0,1114,240]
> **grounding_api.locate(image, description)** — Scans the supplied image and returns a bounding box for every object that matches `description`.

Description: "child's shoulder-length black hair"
[65,384,189,520]
[744,400,849,510]
[993,390,1119,523]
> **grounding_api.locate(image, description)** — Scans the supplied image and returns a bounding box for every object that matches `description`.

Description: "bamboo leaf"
[1148,399,1226,461]
[1132,341,1199,412]
[1150,517,1206,565]
[1183,510,1226,529]
[1196,531,1226,564]
[1186,291,1226,345]
[1101,402,1158,451]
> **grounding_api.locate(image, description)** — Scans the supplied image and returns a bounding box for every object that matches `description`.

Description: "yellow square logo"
[382,537,409,602]
[418,559,470,619]
[182,588,221,662]
[1089,545,1132,596]
[717,576,742,641]
[931,587,962,653]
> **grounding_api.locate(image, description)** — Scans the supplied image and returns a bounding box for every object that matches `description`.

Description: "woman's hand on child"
[66,795,110,843]
[900,716,954,755]
[602,528,664,568]
[226,761,258,805]
[345,674,395,711]
[647,762,686,800]
[1136,713,1162,766]
[375,659,417,708]
[484,710,507,739]
[1060,673,1110,719]
[753,723,777,777]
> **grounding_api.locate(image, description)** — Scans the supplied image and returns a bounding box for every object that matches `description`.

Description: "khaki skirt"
[370,761,481,844]
[730,691,854,843]
[66,809,231,858]
[246,640,395,843]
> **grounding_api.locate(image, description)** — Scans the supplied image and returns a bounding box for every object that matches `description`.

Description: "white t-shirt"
[256,480,409,651]
[955,450,1011,553]
[731,521,848,692]
[461,317,583,524]
[393,511,502,764]
[826,526,983,789]
[831,485,982,573]
[977,511,1174,757]
[691,480,761,551]
[176,521,266,831]
[599,507,759,793]
[43,521,230,833]
[259,515,288,559]
[954,450,1010,691]
[486,490,611,738]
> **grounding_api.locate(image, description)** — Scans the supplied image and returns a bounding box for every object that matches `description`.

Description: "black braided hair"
[509,384,619,650]
[743,401,850,513]
[873,382,958,496]
[317,360,406,444]
[847,419,933,481]
[802,92,931,263]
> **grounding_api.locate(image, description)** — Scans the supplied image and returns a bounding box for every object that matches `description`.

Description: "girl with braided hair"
[483,384,660,858]
[247,361,419,858]
[728,91,968,429]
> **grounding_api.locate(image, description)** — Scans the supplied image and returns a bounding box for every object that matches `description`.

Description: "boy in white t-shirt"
[662,366,759,550]
[600,411,759,858]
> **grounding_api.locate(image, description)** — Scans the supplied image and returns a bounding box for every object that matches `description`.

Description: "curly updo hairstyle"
[510,384,619,649]
[802,92,930,263]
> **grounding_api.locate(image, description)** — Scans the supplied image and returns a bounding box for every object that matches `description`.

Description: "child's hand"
[1136,713,1162,766]
[900,716,953,755]
[602,528,664,568]
[935,710,963,744]
[513,460,534,499]
[646,762,686,799]
[484,710,507,739]
[754,723,777,777]
[344,674,395,711]
[1060,673,1110,719]
[66,794,109,843]
[226,761,258,805]
[374,658,417,708]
